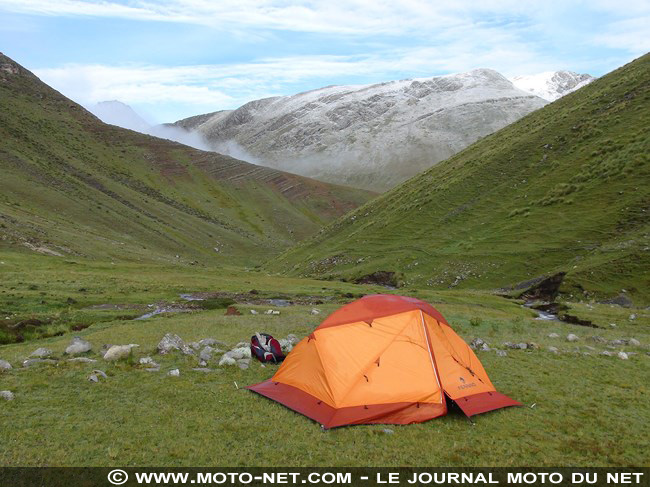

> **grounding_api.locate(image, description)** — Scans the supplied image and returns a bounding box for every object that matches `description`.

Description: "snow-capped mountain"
[173,69,547,191]
[87,100,210,151]
[510,71,595,102]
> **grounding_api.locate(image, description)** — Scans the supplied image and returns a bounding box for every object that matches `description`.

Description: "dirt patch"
[558,313,598,328]
[224,306,241,316]
[353,271,400,288]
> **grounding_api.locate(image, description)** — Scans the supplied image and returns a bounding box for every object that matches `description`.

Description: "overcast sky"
[0,0,647,123]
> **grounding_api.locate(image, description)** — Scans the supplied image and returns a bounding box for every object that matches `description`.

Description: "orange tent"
[248,294,520,428]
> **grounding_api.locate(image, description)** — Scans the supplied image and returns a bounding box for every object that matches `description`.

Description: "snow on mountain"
[174,69,547,191]
[87,100,210,151]
[510,71,595,102]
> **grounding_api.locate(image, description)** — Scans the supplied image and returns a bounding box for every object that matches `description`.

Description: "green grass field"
[1,250,648,466]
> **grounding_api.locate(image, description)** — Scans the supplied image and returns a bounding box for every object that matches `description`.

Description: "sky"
[0,0,647,123]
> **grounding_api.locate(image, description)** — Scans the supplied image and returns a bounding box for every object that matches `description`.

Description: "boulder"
[278,339,293,353]
[286,334,298,345]
[65,337,92,356]
[103,344,138,361]
[0,390,14,401]
[617,351,629,360]
[496,350,507,357]
[188,342,201,350]
[470,338,486,350]
[22,358,56,367]
[157,333,193,355]
[30,347,52,358]
[600,351,614,356]
[629,314,637,321]
[139,357,159,368]
[250,310,258,315]
[225,347,251,360]
[199,346,215,362]
[67,357,97,363]
[609,339,626,346]
[628,338,641,347]
[218,355,237,366]
[310,309,321,315]
[198,338,227,349]
[264,309,280,315]
[0,359,12,371]
[547,346,559,353]
[566,334,579,342]
[547,333,559,339]
[167,369,180,377]
[87,370,107,382]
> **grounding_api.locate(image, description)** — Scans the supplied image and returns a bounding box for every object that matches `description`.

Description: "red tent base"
[453,391,522,417]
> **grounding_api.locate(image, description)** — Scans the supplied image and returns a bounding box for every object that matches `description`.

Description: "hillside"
[267,54,650,304]
[173,69,547,191]
[0,54,373,266]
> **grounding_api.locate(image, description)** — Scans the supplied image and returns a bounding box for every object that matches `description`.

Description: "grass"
[267,53,650,305]
[0,53,373,268]
[0,250,649,466]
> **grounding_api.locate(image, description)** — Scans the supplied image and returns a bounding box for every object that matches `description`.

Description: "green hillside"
[0,53,373,266]
[268,54,650,304]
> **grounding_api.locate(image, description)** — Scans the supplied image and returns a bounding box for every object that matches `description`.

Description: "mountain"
[266,54,650,304]
[172,69,547,191]
[0,53,373,266]
[511,71,595,101]
[88,100,211,151]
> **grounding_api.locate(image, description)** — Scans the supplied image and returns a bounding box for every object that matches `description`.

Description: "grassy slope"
[0,53,373,267]
[0,251,648,466]
[267,54,650,304]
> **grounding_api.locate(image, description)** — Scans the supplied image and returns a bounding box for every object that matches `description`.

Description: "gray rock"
[218,355,237,366]
[629,314,637,321]
[0,390,15,401]
[250,310,258,315]
[22,358,56,367]
[0,359,12,371]
[382,428,394,434]
[264,309,280,315]
[67,357,97,363]
[199,346,215,362]
[103,344,138,361]
[547,346,559,353]
[310,308,321,315]
[192,368,214,373]
[617,351,629,360]
[139,357,159,368]
[198,360,207,367]
[167,368,180,377]
[226,347,251,360]
[198,338,227,348]
[238,362,249,370]
[88,374,99,383]
[600,351,614,356]
[628,338,641,346]
[65,337,92,356]
[470,338,486,350]
[547,333,559,339]
[30,347,52,358]
[93,369,108,379]
[286,334,298,345]
[496,350,507,357]
[188,342,201,350]
[278,339,293,353]
[157,333,193,355]
[566,334,579,342]
[609,323,617,328]
[609,339,626,346]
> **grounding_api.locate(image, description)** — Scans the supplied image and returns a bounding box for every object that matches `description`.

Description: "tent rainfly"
[248,294,521,428]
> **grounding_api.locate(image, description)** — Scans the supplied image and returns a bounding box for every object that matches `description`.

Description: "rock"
[516,343,528,350]
[198,360,207,367]
[93,369,108,379]
[157,333,193,355]
[22,358,56,367]
[199,346,215,362]
[310,308,321,315]
[496,350,507,357]
[587,335,606,343]
[192,368,214,372]
[188,342,201,350]
[629,314,637,321]
[600,351,614,356]
[0,359,12,371]
[583,345,596,351]
[382,428,394,434]
[503,342,527,350]
[103,344,138,361]
[30,347,52,358]
[225,347,251,360]
[139,357,159,368]
[88,374,99,383]
[547,333,559,338]
[225,306,241,316]
[547,346,559,353]
[470,338,486,350]
[234,341,248,349]
[609,339,626,346]
[264,309,280,315]
[278,339,293,353]
[167,369,180,377]
[617,351,629,360]
[67,357,97,363]
[198,338,227,348]
[65,337,92,355]
[218,355,236,366]
[286,334,298,345]
[628,338,641,346]
[0,390,14,401]
[250,310,258,315]
[566,334,579,342]
[609,323,617,328]
[238,362,249,370]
